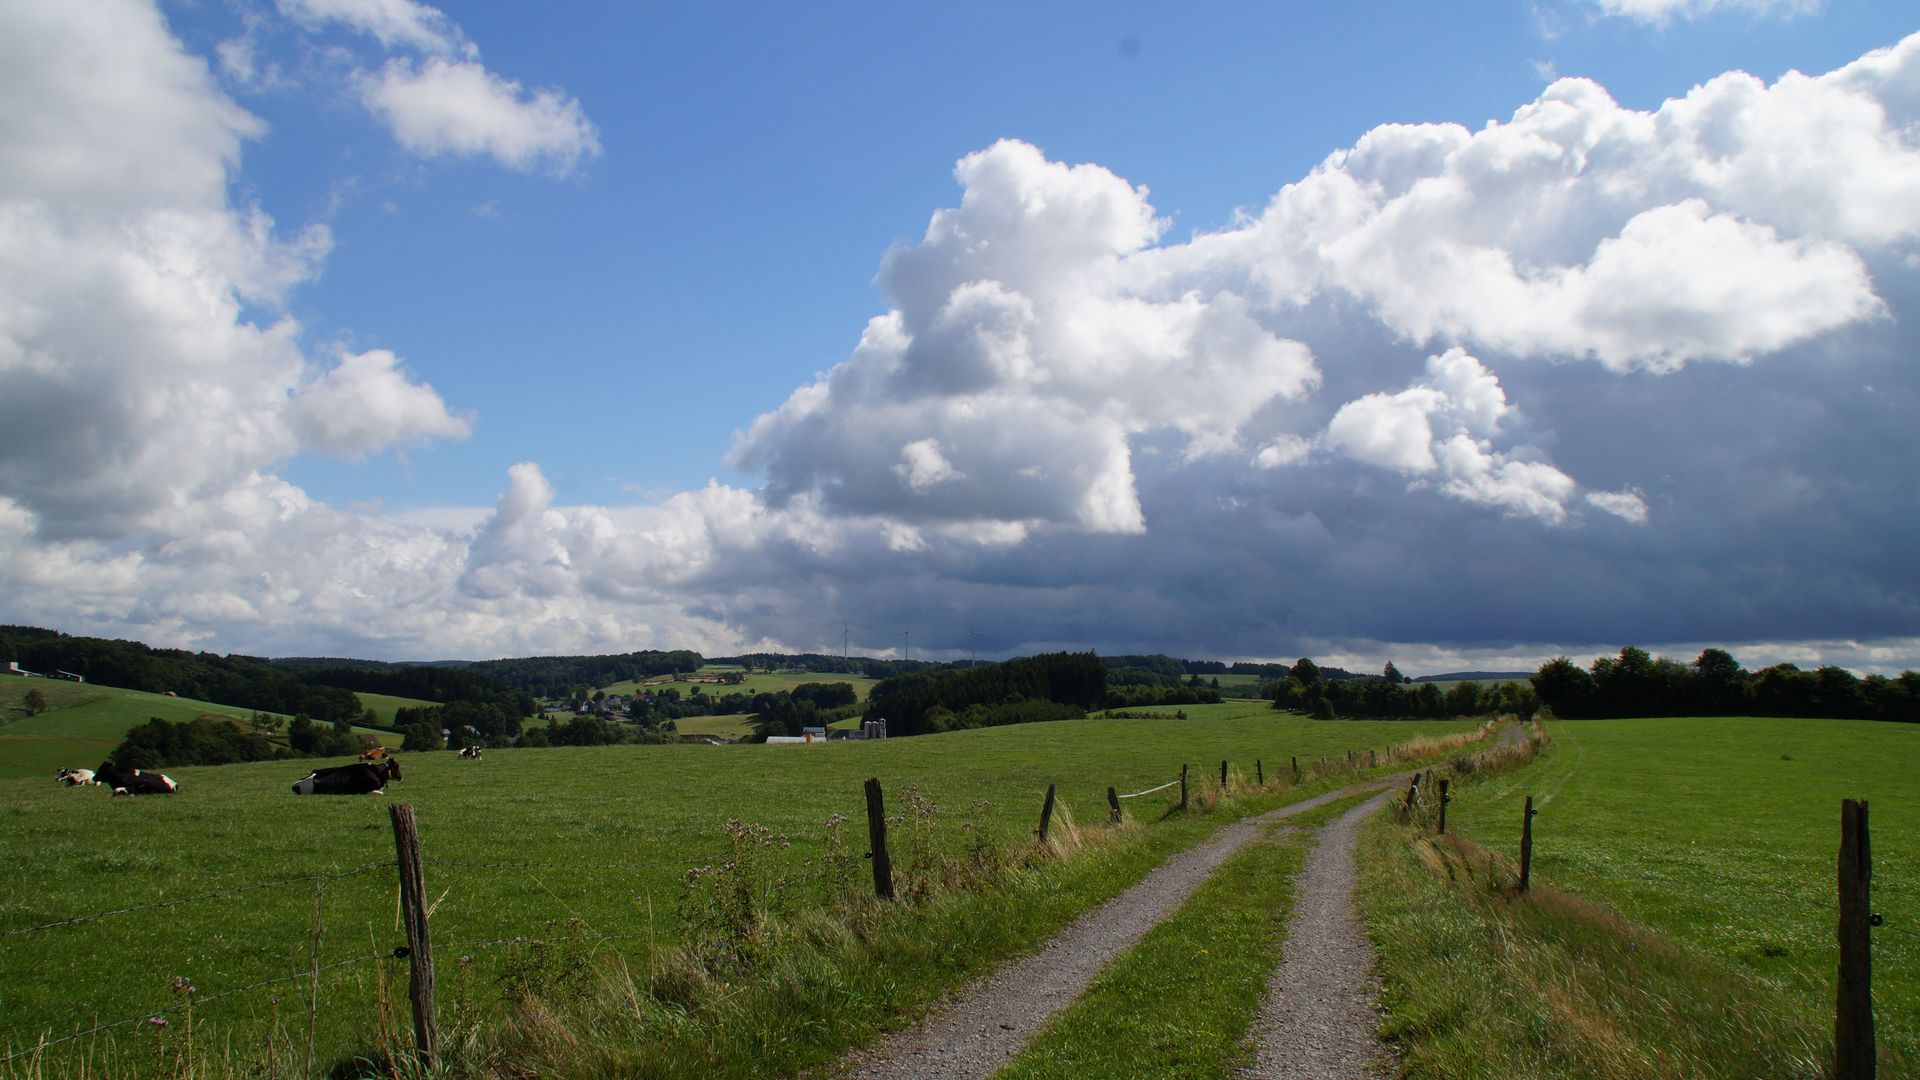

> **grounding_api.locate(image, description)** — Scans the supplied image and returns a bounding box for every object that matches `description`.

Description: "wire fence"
[1114,778,1181,800]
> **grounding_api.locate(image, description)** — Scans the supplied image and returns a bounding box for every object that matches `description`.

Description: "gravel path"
[1242,787,1401,1079]
[836,779,1397,1080]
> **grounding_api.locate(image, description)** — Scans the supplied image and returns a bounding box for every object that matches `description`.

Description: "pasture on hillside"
[0,710,1474,1073]
[350,691,437,726]
[1438,716,1918,1066]
[0,682,404,781]
[600,665,879,701]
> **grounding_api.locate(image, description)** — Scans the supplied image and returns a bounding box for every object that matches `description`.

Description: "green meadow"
[0,682,407,782]
[1368,716,1918,1075]
[351,691,437,725]
[601,664,879,701]
[0,708,1474,1075]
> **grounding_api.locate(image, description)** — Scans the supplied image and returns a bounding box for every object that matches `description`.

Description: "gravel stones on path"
[1243,788,1401,1079]
[837,780,1395,1080]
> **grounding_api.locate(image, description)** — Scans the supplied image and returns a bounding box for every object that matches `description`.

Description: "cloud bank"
[1,1,1916,674]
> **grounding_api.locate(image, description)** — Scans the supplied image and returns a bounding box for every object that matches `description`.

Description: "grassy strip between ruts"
[992,790,1380,1080]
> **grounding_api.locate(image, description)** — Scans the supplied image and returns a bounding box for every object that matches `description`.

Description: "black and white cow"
[290,758,403,795]
[458,746,483,760]
[94,762,177,796]
[55,767,97,786]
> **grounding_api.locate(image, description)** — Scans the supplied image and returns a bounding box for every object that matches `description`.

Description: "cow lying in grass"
[291,758,403,795]
[94,763,177,796]
[55,768,97,786]
[458,746,483,760]
[360,746,390,762]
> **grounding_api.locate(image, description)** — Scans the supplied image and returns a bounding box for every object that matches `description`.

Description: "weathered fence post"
[388,803,438,1070]
[1107,786,1121,825]
[1402,773,1420,818]
[1256,759,1264,786]
[865,778,894,900]
[1836,798,1876,1079]
[1037,783,1058,844]
[1291,756,1300,782]
[1220,760,1228,788]
[1179,764,1189,811]
[1369,750,1377,768]
[1519,795,1537,892]
[1438,778,1451,834]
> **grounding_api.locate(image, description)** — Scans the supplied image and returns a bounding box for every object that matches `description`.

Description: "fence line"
[1,862,394,939]
[1114,778,1181,799]
[0,953,382,1065]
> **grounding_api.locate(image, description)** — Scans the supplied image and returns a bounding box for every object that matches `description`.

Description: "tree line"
[1266,656,1536,720]
[862,652,1107,737]
[2,625,361,723]
[105,712,367,770]
[1531,647,1917,721]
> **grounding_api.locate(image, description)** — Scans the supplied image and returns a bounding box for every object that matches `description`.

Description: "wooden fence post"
[1107,786,1121,825]
[1291,756,1299,782]
[1256,759,1264,786]
[865,778,894,900]
[1836,798,1875,1079]
[1402,773,1420,818]
[388,804,438,1071]
[1220,760,1228,788]
[1037,783,1058,844]
[1519,795,1537,892]
[1369,750,1377,768]
[1438,778,1450,834]
[1179,764,1189,811]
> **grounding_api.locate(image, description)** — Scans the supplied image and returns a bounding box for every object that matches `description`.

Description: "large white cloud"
[1148,38,1920,371]
[0,0,469,541]
[733,139,1321,536]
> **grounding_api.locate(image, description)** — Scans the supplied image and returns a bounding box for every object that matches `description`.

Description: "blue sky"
[2,0,1917,674]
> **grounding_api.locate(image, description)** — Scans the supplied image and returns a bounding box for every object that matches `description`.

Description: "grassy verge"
[993,789,1381,1079]
[1359,716,1916,1078]
[1358,817,1828,1078]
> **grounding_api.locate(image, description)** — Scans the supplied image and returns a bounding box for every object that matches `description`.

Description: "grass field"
[1364,716,1918,1075]
[601,665,879,701]
[671,713,754,740]
[0,709,1476,1075]
[0,682,409,781]
[351,692,436,725]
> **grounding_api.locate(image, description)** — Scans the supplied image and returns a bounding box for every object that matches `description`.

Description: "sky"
[1,0,1917,676]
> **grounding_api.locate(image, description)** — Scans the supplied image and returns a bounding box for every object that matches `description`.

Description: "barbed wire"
[2,862,393,939]
[0,953,381,1065]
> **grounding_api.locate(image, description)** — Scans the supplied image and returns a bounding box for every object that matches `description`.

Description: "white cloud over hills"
[0,1,1915,673]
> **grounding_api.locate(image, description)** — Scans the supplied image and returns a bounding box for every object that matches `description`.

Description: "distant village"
[541,670,885,745]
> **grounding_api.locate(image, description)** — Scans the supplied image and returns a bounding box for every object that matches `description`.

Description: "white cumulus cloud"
[362,57,601,175]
